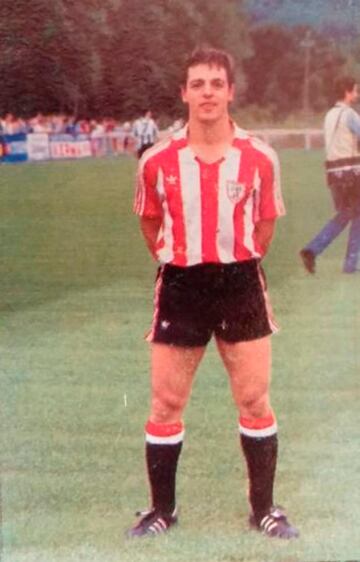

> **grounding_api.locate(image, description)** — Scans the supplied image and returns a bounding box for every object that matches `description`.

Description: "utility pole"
[301,30,315,124]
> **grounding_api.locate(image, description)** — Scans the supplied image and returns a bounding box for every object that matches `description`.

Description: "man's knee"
[151,391,186,423]
[239,392,270,419]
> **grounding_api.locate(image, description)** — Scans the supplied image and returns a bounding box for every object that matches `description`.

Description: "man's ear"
[181,85,188,104]
[228,84,235,103]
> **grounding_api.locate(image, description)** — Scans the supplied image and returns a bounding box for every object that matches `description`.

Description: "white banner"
[50,138,92,159]
[27,133,50,161]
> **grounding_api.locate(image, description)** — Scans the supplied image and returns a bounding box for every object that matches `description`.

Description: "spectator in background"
[2,113,27,134]
[51,114,67,134]
[1,113,14,133]
[103,118,116,133]
[75,119,91,135]
[90,119,105,138]
[133,110,159,158]
[121,121,133,153]
[64,116,76,135]
[300,76,360,274]
[31,113,52,134]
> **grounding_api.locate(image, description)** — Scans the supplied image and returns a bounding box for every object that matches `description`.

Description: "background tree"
[0,0,114,116]
[243,24,345,119]
[0,0,251,119]
[95,0,251,119]
[0,0,354,121]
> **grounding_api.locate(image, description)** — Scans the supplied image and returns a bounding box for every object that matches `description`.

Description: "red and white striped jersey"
[134,123,285,266]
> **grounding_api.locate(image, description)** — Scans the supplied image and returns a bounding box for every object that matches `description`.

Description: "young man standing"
[300,76,360,274]
[129,47,298,540]
[133,110,159,159]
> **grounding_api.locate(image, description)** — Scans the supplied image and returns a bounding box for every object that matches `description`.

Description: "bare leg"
[216,336,277,524]
[150,343,206,423]
[215,336,272,419]
[144,343,206,516]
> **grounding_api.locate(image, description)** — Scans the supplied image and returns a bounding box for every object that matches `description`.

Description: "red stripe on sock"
[145,420,184,438]
[239,412,276,430]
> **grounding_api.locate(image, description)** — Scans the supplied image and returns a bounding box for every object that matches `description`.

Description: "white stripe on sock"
[239,423,277,438]
[146,430,185,445]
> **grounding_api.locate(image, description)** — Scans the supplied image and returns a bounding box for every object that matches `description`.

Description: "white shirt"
[324,102,360,160]
[133,117,159,148]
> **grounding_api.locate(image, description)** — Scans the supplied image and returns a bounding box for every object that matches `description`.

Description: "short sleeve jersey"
[134,123,285,266]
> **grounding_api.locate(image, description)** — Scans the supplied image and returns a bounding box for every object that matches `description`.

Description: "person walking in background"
[300,76,360,274]
[133,110,159,158]
[128,46,299,540]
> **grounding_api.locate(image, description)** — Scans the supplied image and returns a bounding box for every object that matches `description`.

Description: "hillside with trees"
[0,0,358,122]
[244,0,359,40]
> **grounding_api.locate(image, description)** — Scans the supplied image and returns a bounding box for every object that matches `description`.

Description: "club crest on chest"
[226,180,246,203]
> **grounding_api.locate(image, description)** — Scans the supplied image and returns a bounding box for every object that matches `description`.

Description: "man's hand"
[254,219,276,257]
[140,216,162,260]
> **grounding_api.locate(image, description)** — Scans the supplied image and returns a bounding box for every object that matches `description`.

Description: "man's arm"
[254,219,276,257]
[347,109,360,138]
[140,216,162,260]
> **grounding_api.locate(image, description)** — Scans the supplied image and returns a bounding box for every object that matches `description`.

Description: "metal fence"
[0,129,324,164]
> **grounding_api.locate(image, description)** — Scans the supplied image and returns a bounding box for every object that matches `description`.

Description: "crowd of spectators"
[0,113,133,137]
[0,113,185,161]
[0,113,185,137]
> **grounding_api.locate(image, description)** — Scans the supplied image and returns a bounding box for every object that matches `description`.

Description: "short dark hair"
[334,76,357,100]
[181,46,235,86]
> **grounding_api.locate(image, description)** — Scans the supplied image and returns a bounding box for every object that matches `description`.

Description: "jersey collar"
[173,120,249,145]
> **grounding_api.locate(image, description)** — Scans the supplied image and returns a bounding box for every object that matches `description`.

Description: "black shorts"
[147,260,278,347]
[137,143,154,159]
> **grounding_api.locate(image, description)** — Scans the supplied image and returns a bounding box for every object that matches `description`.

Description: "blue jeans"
[304,209,360,272]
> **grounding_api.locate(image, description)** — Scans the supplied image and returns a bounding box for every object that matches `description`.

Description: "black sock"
[146,441,182,514]
[145,420,184,514]
[240,432,278,523]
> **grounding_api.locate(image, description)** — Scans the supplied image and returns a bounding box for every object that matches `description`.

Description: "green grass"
[1,152,360,562]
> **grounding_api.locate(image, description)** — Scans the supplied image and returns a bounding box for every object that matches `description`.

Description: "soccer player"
[129,47,299,540]
[133,110,159,159]
[300,76,360,274]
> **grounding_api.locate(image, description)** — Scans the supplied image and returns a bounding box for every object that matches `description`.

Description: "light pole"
[301,30,315,124]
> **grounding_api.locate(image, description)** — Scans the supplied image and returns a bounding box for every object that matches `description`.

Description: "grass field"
[1,151,360,562]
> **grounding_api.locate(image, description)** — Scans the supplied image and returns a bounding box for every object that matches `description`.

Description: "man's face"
[350,84,359,103]
[346,83,359,104]
[181,64,234,123]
